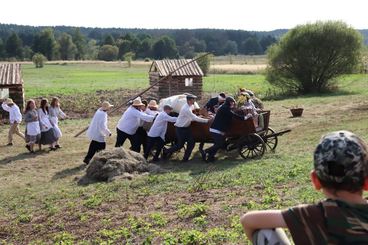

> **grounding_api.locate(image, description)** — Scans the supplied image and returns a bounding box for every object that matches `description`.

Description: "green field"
[1,62,368,243]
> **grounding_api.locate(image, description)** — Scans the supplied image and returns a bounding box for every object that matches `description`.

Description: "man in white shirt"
[115,98,154,152]
[83,101,113,165]
[163,94,209,162]
[1,98,25,146]
[144,104,177,162]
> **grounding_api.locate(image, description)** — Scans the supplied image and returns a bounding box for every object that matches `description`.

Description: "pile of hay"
[85,148,164,182]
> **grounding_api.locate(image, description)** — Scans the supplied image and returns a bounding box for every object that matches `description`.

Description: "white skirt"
[26,121,41,136]
[50,116,62,138]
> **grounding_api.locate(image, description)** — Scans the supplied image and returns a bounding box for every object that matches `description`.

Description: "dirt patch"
[80,148,164,183]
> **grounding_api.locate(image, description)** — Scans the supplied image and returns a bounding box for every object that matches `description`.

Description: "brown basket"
[290,108,304,117]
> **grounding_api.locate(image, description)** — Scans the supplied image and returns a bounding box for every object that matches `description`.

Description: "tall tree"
[117,40,131,59]
[152,36,178,59]
[104,35,115,46]
[137,38,152,58]
[72,28,86,60]
[58,33,77,60]
[241,37,262,55]
[223,40,238,55]
[6,33,23,59]
[0,38,5,59]
[32,28,57,60]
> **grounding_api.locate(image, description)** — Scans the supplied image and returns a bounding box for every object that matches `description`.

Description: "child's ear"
[310,170,322,190]
[363,177,368,191]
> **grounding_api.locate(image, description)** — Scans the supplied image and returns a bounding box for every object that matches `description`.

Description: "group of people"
[1,97,67,153]
[84,90,260,164]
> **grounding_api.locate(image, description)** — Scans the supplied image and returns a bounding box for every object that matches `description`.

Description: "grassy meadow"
[0,59,368,244]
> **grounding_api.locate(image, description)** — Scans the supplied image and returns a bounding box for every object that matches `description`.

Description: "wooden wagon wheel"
[264,127,278,151]
[237,133,266,159]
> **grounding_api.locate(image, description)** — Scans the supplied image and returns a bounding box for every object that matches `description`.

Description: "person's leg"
[129,133,141,153]
[115,128,128,147]
[165,127,186,154]
[252,229,291,245]
[84,140,98,164]
[8,123,15,144]
[153,137,165,161]
[206,133,225,162]
[144,136,156,159]
[13,123,25,140]
[183,129,195,161]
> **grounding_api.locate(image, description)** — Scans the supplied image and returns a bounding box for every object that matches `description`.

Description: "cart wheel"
[264,127,278,151]
[238,134,266,159]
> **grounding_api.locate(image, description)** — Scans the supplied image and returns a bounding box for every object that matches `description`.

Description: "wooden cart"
[165,111,291,159]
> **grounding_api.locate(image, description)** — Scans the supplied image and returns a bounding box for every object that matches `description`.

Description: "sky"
[1,0,367,31]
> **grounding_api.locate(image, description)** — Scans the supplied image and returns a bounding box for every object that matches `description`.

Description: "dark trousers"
[166,127,195,161]
[136,126,147,153]
[205,132,226,160]
[115,128,140,152]
[84,140,106,162]
[144,136,165,160]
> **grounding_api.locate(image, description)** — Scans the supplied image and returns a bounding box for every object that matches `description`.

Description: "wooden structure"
[0,63,25,110]
[165,111,291,160]
[149,59,204,99]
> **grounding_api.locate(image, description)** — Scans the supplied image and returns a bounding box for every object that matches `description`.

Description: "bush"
[196,53,212,76]
[266,21,363,94]
[32,53,47,68]
[123,52,135,68]
[98,45,119,61]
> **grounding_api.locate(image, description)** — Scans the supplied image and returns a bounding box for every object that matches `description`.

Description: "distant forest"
[0,23,366,61]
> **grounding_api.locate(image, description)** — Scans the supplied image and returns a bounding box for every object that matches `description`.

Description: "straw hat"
[5,98,14,105]
[132,98,145,107]
[148,100,158,109]
[101,101,114,110]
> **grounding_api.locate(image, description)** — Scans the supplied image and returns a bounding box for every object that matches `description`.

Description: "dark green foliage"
[72,28,86,60]
[267,21,363,93]
[152,36,178,59]
[98,45,119,61]
[6,33,23,59]
[241,37,262,55]
[32,28,57,60]
[58,33,77,60]
[32,53,47,68]
[196,53,212,76]
[0,24,281,60]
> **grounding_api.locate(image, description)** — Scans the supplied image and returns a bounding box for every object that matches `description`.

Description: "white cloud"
[0,0,366,30]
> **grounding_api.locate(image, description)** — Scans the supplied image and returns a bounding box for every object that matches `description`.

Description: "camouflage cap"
[314,131,368,185]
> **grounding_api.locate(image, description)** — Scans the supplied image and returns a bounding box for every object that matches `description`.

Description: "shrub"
[98,45,119,61]
[267,21,363,94]
[177,203,208,219]
[123,52,135,68]
[32,53,47,68]
[196,53,212,76]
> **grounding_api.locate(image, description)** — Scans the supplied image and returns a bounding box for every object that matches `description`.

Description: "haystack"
[85,148,163,182]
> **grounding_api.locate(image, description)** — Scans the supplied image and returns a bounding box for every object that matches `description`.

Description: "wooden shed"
[0,63,25,110]
[149,59,204,99]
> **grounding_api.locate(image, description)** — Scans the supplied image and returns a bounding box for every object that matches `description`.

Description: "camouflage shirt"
[282,199,368,245]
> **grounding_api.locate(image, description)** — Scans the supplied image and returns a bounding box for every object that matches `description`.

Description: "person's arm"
[100,113,111,136]
[240,210,287,241]
[1,102,10,112]
[188,108,208,123]
[138,110,154,122]
[58,108,67,119]
[163,113,177,123]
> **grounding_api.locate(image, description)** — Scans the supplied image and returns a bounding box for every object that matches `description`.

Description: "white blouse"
[37,108,53,132]
[87,109,111,142]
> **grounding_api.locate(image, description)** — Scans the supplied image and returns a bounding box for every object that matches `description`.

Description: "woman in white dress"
[24,100,41,153]
[49,97,67,148]
[38,99,58,151]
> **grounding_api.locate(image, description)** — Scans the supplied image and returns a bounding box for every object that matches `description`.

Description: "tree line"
[0,24,278,61]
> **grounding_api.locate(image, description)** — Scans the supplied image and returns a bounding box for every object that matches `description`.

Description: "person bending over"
[144,104,177,162]
[115,98,154,152]
[163,94,209,162]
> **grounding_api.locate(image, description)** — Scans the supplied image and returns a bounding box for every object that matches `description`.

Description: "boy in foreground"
[241,130,368,245]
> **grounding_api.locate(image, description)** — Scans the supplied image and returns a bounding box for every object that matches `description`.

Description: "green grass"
[22,63,149,97]
[1,62,368,243]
